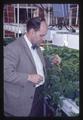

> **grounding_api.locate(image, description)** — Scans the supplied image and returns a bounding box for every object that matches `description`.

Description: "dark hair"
[26,17,45,32]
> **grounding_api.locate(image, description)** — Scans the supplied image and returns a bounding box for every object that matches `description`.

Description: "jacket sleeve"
[4,46,32,87]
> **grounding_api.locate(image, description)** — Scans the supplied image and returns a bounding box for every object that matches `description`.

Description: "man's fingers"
[52,54,61,65]
[28,74,43,84]
[38,74,43,80]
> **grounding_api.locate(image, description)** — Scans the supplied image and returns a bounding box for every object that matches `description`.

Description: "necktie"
[32,44,39,50]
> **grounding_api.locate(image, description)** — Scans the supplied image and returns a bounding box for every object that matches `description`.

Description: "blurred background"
[3,4,79,50]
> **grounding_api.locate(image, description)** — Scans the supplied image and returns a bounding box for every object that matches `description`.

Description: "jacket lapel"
[20,36,47,76]
[21,36,36,70]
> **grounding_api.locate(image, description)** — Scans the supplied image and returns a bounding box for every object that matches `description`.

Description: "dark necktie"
[31,44,39,50]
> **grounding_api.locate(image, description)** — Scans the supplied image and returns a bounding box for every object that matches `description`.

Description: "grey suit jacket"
[4,36,46,116]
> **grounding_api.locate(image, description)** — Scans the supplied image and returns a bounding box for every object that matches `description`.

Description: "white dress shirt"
[24,34,45,87]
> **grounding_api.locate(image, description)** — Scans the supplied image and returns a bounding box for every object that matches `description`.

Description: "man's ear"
[29,29,35,36]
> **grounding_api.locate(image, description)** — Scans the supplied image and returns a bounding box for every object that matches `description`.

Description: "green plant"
[43,45,79,107]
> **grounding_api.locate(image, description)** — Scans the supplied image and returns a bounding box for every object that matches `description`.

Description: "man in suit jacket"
[4,17,61,117]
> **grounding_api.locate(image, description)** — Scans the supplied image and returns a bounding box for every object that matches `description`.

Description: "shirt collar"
[24,34,32,49]
[24,34,39,50]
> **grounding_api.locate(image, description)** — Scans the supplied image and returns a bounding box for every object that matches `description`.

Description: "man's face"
[32,21,48,45]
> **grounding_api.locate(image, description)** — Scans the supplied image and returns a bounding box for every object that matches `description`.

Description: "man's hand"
[27,74,43,84]
[51,54,61,65]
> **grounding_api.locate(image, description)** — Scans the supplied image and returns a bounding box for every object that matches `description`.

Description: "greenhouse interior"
[3,4,79,117]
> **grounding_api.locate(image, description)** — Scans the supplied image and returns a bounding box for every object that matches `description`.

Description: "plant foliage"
[43,45,79,107]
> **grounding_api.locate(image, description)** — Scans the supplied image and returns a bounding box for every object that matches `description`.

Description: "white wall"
[45,30,79,50]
